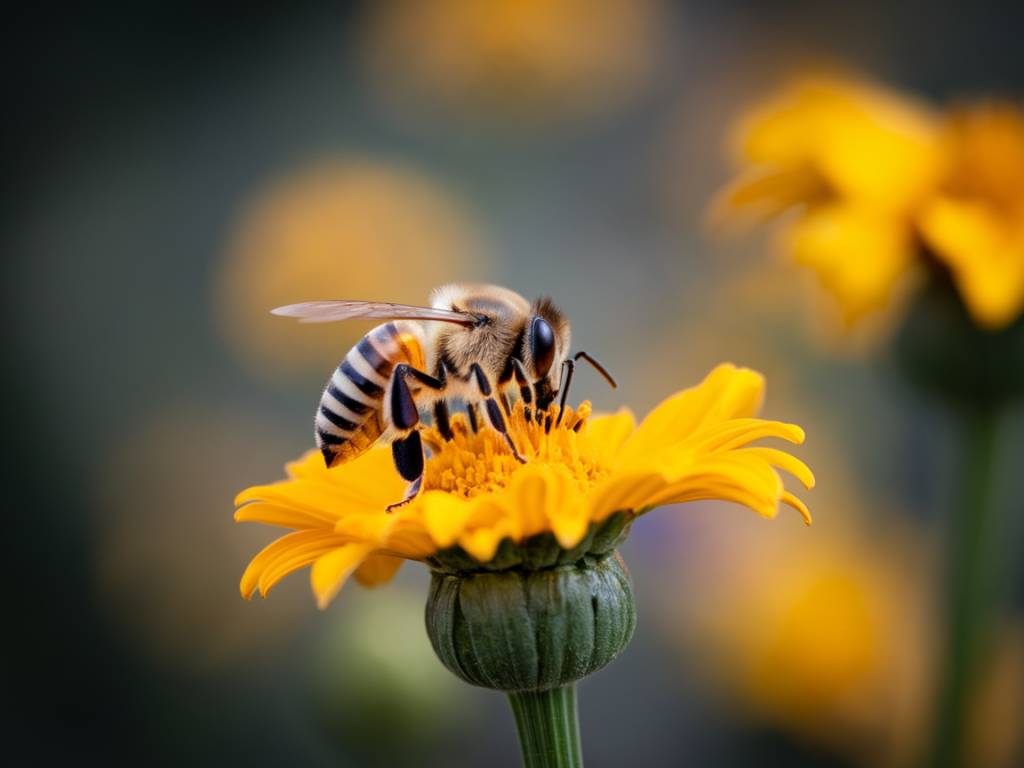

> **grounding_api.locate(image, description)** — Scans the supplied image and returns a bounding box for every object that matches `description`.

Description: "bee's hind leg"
[387,430,424,513]
[385,363,444,512]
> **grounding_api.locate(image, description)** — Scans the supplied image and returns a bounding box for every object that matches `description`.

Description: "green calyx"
[424,512,637,693]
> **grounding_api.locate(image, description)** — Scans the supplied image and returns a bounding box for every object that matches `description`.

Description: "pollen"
[421,401,609,499]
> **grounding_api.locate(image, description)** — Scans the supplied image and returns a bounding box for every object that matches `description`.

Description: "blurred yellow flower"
[236,364,813,609]
[218,158,484,377]
[921,103,1024,329]
[360,0,662,124]
[717,78,1024,331]
[715,76,944,323]
[668,515,932,763]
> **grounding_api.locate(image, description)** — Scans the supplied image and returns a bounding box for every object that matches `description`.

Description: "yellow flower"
[921,103,1024,329]
[666,514,932,762]
[360,0,662,125]
[716,76,945,323]
[236,364,813,609]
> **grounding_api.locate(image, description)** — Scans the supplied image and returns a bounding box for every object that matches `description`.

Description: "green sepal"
[425,511,633,573]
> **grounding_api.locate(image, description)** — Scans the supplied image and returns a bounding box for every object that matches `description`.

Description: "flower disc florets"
[422,401,605,500]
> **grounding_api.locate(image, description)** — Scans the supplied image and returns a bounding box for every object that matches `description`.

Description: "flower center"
[420,401,608,498]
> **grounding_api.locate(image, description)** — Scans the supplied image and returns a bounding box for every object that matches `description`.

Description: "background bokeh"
[5,2,1023,766]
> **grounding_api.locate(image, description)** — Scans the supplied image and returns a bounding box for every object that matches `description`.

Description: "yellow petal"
[618,364,765,463]
[380,519,437,559]
[584,410,637,464]
[354,554,404,587]
[650,477,780,519]
[739,446,816,489]
[310,543,375,610]
[816,90,942,210]
[239,529,347,599]
[506,464,593,547]
[422,492,474,549]
[235,480,372,524]
[710,165,826,227]
[588,470,669,521]
[920,197,1024,329]
[735,77,941,212]
[459,526,508,563]
[233,502,327,530]
[786,203,917,322]
[688,418,805,454]
[289,446,406,507]
[781,491,813,525]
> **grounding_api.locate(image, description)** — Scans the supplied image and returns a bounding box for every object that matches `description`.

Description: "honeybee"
[272,283,616,510]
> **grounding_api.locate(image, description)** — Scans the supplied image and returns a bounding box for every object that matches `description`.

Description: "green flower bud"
[424,512,637,693]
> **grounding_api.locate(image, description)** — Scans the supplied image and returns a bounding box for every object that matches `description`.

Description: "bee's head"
[525,297,571,406]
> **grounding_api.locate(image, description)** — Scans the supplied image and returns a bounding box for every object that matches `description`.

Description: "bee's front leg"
[553,358,575,430]
[469,363,526,463]
[431,361,455,441]
[508,357,534,421]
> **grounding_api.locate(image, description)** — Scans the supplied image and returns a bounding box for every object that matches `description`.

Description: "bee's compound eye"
[530,316,556,377]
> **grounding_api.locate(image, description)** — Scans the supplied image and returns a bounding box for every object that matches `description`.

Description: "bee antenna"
[573,351,617,389]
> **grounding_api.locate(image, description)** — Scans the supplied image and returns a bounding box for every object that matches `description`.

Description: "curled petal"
[240,529,349,599]
[738,446,816,489]
[311,543,376,609]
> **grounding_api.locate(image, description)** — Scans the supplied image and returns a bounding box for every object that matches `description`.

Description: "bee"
[272,283,616,510]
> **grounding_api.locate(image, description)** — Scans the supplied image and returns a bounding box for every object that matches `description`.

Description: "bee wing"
[271,300,478,326]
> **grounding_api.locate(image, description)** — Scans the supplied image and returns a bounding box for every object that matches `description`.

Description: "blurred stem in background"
[896,270,1023,768]
[508,686,583,768]
[930,405,1003,768]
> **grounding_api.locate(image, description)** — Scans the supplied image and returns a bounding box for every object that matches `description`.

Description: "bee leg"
[387,430,424,512]
[390,366,422,432]
[466,403,481,433]
[533,379,555,422]
[510,358,533,404]
[510,357,533,421]
[433,400,454,441]
[554,359,575,430]
[390,362,448,432]
[385,362,451,511]
[431,361,454,441]
[393,362,446,395]
[470,363,526,463]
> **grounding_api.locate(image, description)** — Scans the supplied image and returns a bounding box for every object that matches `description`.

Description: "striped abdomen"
[316,321,427,467]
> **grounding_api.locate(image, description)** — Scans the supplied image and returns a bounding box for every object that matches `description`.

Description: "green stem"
[928,406,1002,768]
[507,686,583,768]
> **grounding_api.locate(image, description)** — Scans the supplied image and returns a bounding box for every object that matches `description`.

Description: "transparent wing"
[270,300,478,326]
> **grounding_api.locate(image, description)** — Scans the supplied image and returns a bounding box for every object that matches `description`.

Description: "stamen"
[420,401,605,500]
